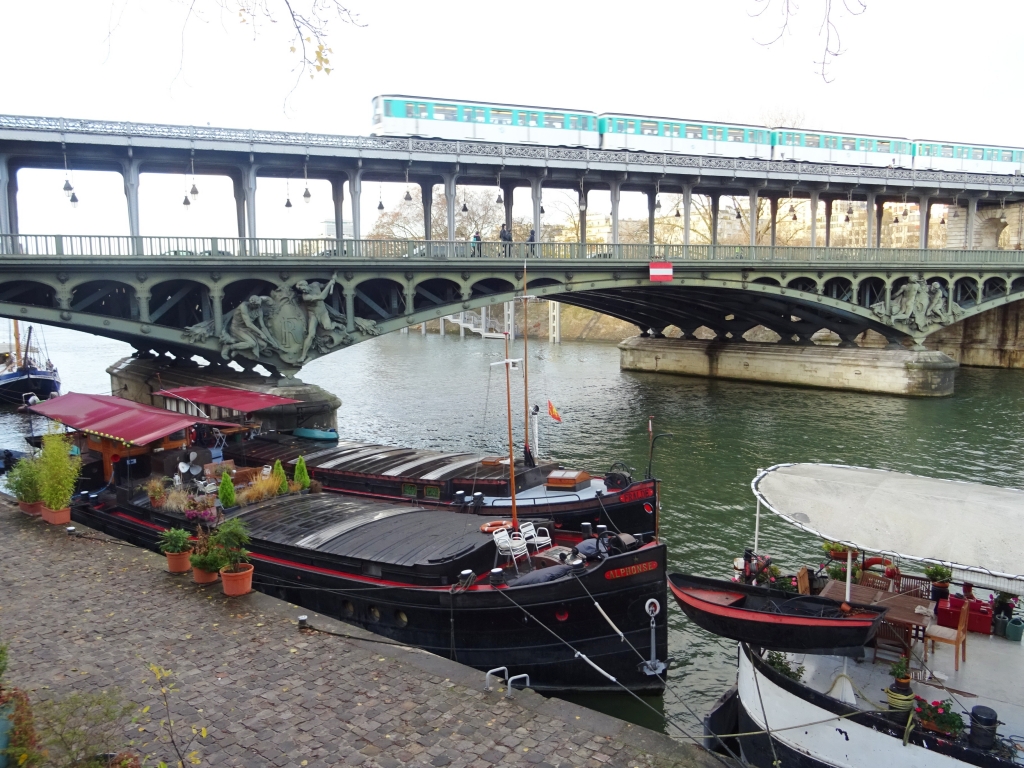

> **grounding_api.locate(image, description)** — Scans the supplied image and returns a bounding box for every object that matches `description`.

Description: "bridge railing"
[2,234,1024,264]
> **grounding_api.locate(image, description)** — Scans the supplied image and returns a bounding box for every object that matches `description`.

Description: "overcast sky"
[3,0,1021,237]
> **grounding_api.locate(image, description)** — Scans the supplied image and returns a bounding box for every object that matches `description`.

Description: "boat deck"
[784,626,1024,742]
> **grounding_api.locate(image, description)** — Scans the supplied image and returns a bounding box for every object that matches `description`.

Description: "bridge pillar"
[769,197,778,246]
[231,175,247,240]
[121,158,141,245]
[875,200,884,247]
[865,192,877,248]
[681,185,692,247]
[0,155,9,238]
[608,180,621,247]
[344,286,355,333]
[824,198,833,246]
[3,161,18,241]
[747,187,759,246]
[919,195,931,248]
[710,194,720,246]
[330,175,346,240]
[966,197,978,249]
[548,301,560,344]
[501,181,515,230]
[530,178,543,241]
[646,188,656,246]
[350,169,363,242]
[135,290,151,323]
[419,182,433,240]
[442,173,457,246]
[243,164,258,242]
[809,191,819,247]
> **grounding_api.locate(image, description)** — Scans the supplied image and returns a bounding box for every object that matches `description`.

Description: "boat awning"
[156,386,301,413]
[753,463,1024,591]
[28,392,237,446]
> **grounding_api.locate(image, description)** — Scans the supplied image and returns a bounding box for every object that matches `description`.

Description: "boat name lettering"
[604,561,658,580]
[618,484,655,503]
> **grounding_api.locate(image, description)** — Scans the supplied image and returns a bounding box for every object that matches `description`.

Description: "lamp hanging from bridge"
[893,214,900,224]
[377,183,384,211]
[674,207,681,218]
[285,178,293,209]
[62,149,74,198]
[69,192,79,209]
[540,205,545,215]
[302,160,311,204]
[735,208,742,220]
[655,197,662,211]
[461,200,468,213]
[190,155,199,201]
[789,204,796,215]
[62,179,73,198]
[940,215,946,225]
[182,195,190,211]
[404,189,412,202]
[844,214,850,223]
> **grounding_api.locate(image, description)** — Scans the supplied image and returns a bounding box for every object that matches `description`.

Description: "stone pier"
[107,355,341,431]
[619,337,958,396]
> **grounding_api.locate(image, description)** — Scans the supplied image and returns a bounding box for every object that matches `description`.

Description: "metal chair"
[519,521,552,551]
[492,527,529,574]
[925,601,969,672]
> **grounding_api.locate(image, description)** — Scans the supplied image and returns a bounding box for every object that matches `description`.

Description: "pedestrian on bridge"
[527,228,536,257]
[499,224,512,258]
[471,230,482,258]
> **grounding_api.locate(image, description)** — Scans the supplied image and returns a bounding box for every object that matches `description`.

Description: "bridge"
[0,233,1021,378]
[2,114,1024,250]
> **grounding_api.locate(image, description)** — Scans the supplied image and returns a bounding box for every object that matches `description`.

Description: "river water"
[5,325,1024,739]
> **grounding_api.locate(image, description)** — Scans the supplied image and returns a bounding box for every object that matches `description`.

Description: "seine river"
[4,326,1024,739]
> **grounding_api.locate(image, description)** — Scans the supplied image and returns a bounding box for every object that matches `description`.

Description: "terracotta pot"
[192,566,220,584]
[165,550,193,573]
[149,496,165,509]
[18,500,44,515]
[41,506,71,525]
[828,549,859,561]
[220,563,254,597]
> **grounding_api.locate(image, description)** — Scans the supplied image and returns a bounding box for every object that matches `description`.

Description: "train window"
[666,124,681,138]
[940,146,953,157]
[685,124,702,139]
[529,113,541,127]
[822,136,838,149]
[727,128,745,142]
[876,140,890,153]
[971,148,984,160]
[407,103,429,119]
[492,109,512,125]
[434,104,456,121]
[804,134,820,148]
[569,115,582,129]
[641,121,659,136]
[626,120,637,134]
[515,112,526,126]
[1002,150,1014,162]
[841,137,856,150]
[711,126,725,141]
[464,107,485,123]
[544,113,564,129]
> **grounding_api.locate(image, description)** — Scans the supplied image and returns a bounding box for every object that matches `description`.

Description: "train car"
[912,139,1024,175]
[370,95,600,147]
[598,113,772,159]
[771,128,914,168]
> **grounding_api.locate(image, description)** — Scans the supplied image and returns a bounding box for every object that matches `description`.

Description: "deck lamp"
[63,179,74,197]
[70,192,79,208]
[303,187,311,204]
[404,189,412,202]
[182,195,190,210]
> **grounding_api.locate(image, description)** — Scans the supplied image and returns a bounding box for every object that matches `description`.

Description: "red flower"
[915,708,922,713]
[932,701,941,707]
[937,708,944,714]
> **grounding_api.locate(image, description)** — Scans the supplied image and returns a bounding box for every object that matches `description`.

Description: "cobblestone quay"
[0,505,724,768]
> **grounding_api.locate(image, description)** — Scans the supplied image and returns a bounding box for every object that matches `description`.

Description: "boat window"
[685,124,703,139]
[841,137,856,150]
[492,109,512,125]
[544,113,564,129]
[727,128,745,142]
[641,121,659,136]
[434,104,457,121]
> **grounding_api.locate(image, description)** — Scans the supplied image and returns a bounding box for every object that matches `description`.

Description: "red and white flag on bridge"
[649,262,673,282]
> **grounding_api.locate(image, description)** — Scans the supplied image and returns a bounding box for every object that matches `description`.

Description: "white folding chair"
[519,521,552,551]
[261,465,272,479]
[492,527,529,574]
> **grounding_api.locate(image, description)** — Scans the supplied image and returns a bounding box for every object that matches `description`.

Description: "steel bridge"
[2,114,1024,251]
[1,234,1022,376]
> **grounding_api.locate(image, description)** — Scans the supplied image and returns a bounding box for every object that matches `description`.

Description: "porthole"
[369,605,381,622]
[342,601,354,617]
[395,610,409,627]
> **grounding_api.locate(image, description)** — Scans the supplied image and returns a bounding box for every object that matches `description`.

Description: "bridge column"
[875,201,884,247]
[419,182,433,240]
[548,301,560,343]
[919,195,931,248]
[681,185,692,248]
[710,194,720,246]
[747,187,759,246]
[344,285,355,333]
[809,191,819,247]
[231,175,247,240]
[3,161,18,242]
[769,197,778,246]
[244,164,258,241]
[0,155,10,239]
[966,197,978,249]
[135,290,151,323]
[530,178,543,243]
[646,188,656,246]
[502,182,514,230]
[824,198,833,246]
[330,175,346,240]
[121,158,141,245]
[608,180,621,246]
[579,187,588,247]
[350,169,363,243]
[442,173,457,247]
[865,192,876,248]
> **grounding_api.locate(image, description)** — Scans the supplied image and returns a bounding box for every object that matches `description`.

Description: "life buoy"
[863,557,893,571]
[480,520,514,534]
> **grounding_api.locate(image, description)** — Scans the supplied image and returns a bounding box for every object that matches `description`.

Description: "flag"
[649,262,673,282]
[547,400,562,423]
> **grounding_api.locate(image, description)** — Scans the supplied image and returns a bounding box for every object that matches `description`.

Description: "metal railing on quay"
[2,234,1023,265]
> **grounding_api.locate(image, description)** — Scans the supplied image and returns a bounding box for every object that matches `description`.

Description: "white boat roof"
[752,463,1024,591]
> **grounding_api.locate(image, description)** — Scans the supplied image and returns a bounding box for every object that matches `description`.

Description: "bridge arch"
[146,279,210,328]
[70,280,136,320]
[954,277,979,308]
[786,276,818,293]
[222,278,280,314]
[823,277,853,301]
[412,277,463,313]
[470,277,516,301]
[982,277,1007,300]
[0,279,58,308]
[353,277,406,322]
[752,277,780,287]
[856,277,885,307]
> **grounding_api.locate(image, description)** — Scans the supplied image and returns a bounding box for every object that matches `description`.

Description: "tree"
[751,0,867,82]
[368,186,530,241]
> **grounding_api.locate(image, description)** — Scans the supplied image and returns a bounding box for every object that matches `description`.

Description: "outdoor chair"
[859,572,893,591]
[492,527,529,574]
[895,574,931,599]
[797,567,811,595]
[519,521,552,551]
[925,600,968,671]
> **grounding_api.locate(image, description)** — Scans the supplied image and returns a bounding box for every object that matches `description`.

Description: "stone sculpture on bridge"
[870,277,964,333]
[183,278,380,371]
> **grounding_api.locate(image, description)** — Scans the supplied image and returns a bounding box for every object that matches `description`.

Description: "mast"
[13,320,21,369]
[504,333,519,531]
[521,261,534,467]
[22,326,33,369]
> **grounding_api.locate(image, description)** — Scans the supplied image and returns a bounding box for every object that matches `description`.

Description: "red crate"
[935,600,992,634]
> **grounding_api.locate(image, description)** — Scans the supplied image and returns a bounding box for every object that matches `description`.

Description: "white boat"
[703,463,1024,768]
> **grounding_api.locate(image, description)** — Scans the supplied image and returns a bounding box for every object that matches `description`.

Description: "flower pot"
[41,505,71,525]
[149,496,164,509]
[17,500,44,515]
[931,583,950,602]
[220,563,253,596]
[995,614,1009,637]
[828,549,859,561]
[892,676,912,694]
[192,566,219,584]
[165,550,193,574]
[0,700,14,765]
[1006,617,1024,643]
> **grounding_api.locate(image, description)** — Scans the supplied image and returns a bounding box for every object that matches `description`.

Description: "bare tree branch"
[751,0,866,82]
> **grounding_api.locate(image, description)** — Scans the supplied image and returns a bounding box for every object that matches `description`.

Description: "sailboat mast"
[13,320,21,368]
[504,333,518,530]
[522,263,530,456]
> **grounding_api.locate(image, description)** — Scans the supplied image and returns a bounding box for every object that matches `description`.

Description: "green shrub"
[6,456,41,503]
[924,564,953,584]
[37,427,81,511]
[157,528,192,554]
[189,549,226,573]
[272,459,288,495]
[211,518,250,573]
[765,651,804,681]
[293,455,310,489]
[218,471,236,509]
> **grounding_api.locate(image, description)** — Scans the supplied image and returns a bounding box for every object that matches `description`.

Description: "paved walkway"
[0,504,725,768]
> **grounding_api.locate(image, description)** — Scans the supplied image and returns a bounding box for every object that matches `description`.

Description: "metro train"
[370,94,1024,176]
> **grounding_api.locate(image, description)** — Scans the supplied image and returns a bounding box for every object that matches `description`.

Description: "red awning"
[28,392,237,446]
[155,385,301,413]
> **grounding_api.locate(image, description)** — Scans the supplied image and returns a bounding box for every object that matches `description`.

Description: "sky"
[3,0,1022,237]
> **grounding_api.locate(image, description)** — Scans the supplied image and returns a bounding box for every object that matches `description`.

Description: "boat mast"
[22,326,33,369]
[13,320,21,368]
[504,333,519,531]
[521,262,534,466]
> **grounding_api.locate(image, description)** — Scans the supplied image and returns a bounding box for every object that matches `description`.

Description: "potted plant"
[218,471,237,511]
[885,656,915,715]
[188,527,225,584]
[913,697,965,737]
[145,477,168,508]
[825,561,862,583]
[308,479,323,494]
[37,428,81,525]
[183,495,217,527]
[271,459,288,496]
[0,642,40,766]
[822,541,859,561]
[6,456,43,515]
[924,564,953,602]
[294,455,311,492]
[994,592,1018,620]
[157,528,193,574]
[213,518,252,597]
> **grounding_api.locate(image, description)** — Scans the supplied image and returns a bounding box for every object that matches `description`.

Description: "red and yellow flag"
[547,400,562,423]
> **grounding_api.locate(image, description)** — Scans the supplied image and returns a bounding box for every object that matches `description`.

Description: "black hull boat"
[668,573,887,655]
[74,492,669,695]
[223,434,660,537]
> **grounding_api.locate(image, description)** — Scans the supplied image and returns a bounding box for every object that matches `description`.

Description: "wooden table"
[819,580,882,605]
[821,580,935,659]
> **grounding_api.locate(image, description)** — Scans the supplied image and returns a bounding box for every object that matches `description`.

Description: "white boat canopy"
[752,463,1024,592]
